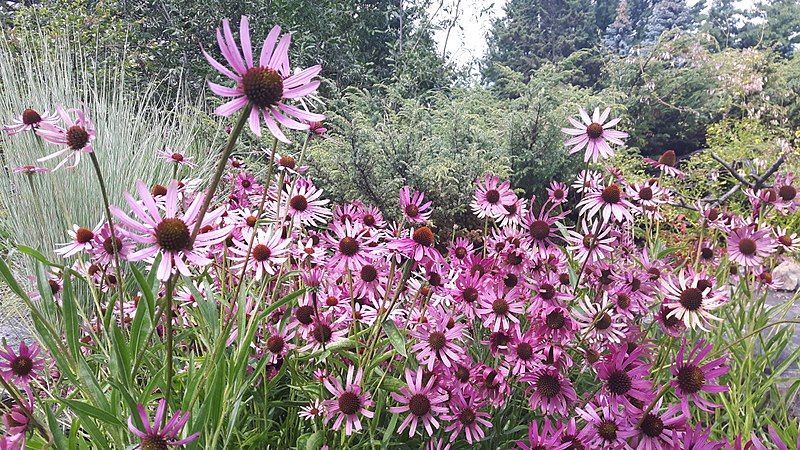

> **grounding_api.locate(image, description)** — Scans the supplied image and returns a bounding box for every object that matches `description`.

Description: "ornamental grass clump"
[0,15,798,450]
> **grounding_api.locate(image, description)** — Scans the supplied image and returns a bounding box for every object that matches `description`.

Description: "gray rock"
[773,259,800,291]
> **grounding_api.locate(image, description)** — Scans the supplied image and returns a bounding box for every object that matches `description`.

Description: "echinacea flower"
[284,178,331,227]
[55,224,99,257]
[644,150,685,178]
[156,147,196,168]
[13,165,50,175]
[324,220,374,272]
[322,365,374,435]
[391,226,442,263]
[565,219,615,264]
[442,392,493,445]
[298,400,325,421]
[112,180,231,280]
[475,283,523,332]
[203,16,324,143]
[522,366,577,416]
[726,225,777,269]
[471,174,516,220]
[399,186,433,224]
[389,367,449,437]
[36,106,96,170]
[127,399,200,449]
[620,402,686,450]
[3,108,58,135]
[577,403,634,450]
[409,309,468,370]
[561,107,628,163]
[230,227,290,279]
[0,341,44,386]
[595,346,653,410]
[517,420,570,450]
[671,338,729,416]
[546,181,570,205]
[578,182,636,223]
[661,270,727,331]
[89,223,133,266]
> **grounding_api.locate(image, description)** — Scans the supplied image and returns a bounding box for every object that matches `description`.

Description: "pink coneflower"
[497,196,527,228]
[671,338,729,417]
[574,295,627,344]
[0,341,44,386]
[13,165,50,175]
[517,420,570,450]
[644,150,685,178]
[127,398,200,449]
[626,180,668,210]
[572,169,603,194]
[578,182,636,223]
[324,221,374,272]
[523,204,567,250]
[36,106,96,170]
[298,399,325,421]
[505,329,539,375]
[284,178,331,227]
[55,224,99,257]
[0,432,23,450]
[546,181,570,205]
[471,174,516,219]
[621,402,686,450]
[775,227,800,253]
[391,226,442,263]
[156,147,196,168]
[89,223,133,266]
[389,367,448,437]
[308,121,328,136]
[533,304,576,344]
[661,270,727,331]
[442,392,493,444]
[203,16,324,143]
[726,226,777,269]
[475,283,523,332]
[561,107,628,163]
[595,346,653,410]
[357,205,386,229]
[773,172,798,213]
[681,424,724,450]
[261,324,295,364]
[409,309,468,370]
[230,227,290,279]
[565,219,615,264]
[399,186,433,224]
[301,312,348,352]
[3,108,58,135]
[577,403,634,449]
[112,180,231,281]
[322,365,374,435]
[523,366,577,416]
[448,237,475,262]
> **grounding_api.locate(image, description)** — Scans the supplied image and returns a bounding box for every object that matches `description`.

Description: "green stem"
[164,276,175,418]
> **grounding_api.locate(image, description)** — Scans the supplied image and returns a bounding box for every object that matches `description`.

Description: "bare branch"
[709,153,754,189]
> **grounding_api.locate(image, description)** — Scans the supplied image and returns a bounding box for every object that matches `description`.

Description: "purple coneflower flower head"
[55,223,99,257]
[546,181,570,205]
[475,283,523,332]
[89,223,133,266]
[389,367,448,437]
[284,177,331,227]
[595,346,653,410]
[36,106,96,170]
[322,365,374,435]
[3,108,58,136]
[112,180,232,280]
[516,419,570,450]
[772,172,798,213]
[577,403,634,449]
[127,399,200,449]
[0,341,43,386]
[661,270,727,331]
[298,399,325,421]
[156,147,196,168]
[621,401,686,449]
[13,165,50,175]
[391,226,442,264]
[399,186,433,224]
[203,16,325,143]
[409,309,468,370]
[578,182,636,223]
[471,173,516,220]
[324,220,374,272]
[644,149,685,178]
[574,295,627,344]
[561,107,628,163]
[522,366,577,416]
[442,392,492,444]
[565,219,615,264]
[230,227,290,279]
[671,338,729,416]
[727,225,777,269]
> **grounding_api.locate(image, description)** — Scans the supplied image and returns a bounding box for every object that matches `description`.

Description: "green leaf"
[306,429,325,450]
[61,273,80,360]
[381,320,406,357]
[45,404,69,450]
[60,399,123,427]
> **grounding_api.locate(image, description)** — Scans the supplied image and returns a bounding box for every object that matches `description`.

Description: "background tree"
[641,0,696,45]
[603,0,636,55]
[738,0,800,57]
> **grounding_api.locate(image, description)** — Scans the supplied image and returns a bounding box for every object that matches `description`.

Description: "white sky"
[430,0,758,67]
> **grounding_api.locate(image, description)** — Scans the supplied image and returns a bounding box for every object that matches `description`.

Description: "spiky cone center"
[75,227,94,244]
[338,237,359,256]
[677,364,705,393]
[278,155,296,169]
[779,185,797,202]
[485,189,500,204]
[312,324,332,344]
[155,218,192,252]
[539,283,555,300]
[337,391,361,415]
[586,122,604,139]
[11,355,33,376]
[151,184,168,197]
[360,264,378,282]
[66,125,90,150]
[594,313,612,330]
[607,370,632,395]
[404,203,420,218]
[638,186,653,201]
[616,293,631,309]
[598,421,618,440]
[514,342,532,361]
[171,153,184,162]
[560,435,585,450]
[427,331,447,351]
[546,310,566,330]
[679,287,703,311]
[362,214,376,227]
[295,305,314,325]
[552,188,565,200]
[413,227,434,247]
[700,247,714,260]
[242,67,284,108]
[252,244,272,262]
[737,238,757,256]
[22,108,42,125]
[491,298,509,315]
[458,408,476,425]
[103,237,123,255]
[529,220,550,240]
[640,414,664,437]
[504,273,518,288]
[462,287,479,303]
[658,150,677,167]
[49,280,61,294]
[601,184,621,204]
[454,247,467,259]
[536,373,561,398]
[408,393,431,417]
[141,435,169,450]
[290,195,308,212]
[266,335,285,354]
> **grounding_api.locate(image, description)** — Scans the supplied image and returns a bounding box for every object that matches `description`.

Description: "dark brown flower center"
[11,356,33,376]
[360,265,378,282]
[536,373,561,398]
[516,342,533,360]
[701,247,714,260]
[616,294,631,309]
[75,227,94,244]
[638,186,653,201]
[103,237,123,255]
[408,393,431,417]
[279,155,296,169]
[529,220,550,240]
[679,288,703,311]
[738,238,757,256]
[485,189,500,204]
[362,214,376,227]
[492,298,509,316]
[413,227,434,247]
[22,108,42,125]
[640,413,664,437]
[242,67,283,107]
[312,324,332,344]
[171,153,184,162]
[779,185,797,202]
[66,125,90,150]
[154,218,192,252]
[337,391,361,415]
[427,331,446,351]
[289,195,308,212]
[295,305,314,325]
[252,244,272,262]
[504,273,518,288]
[601,184,621,204]
[338,237,359,256]
[607,370,632,395]
[151,184,168,197]
[676,364,705,394]
[49,279,60,294]
[586,122,604,139]
[595,313,612,330]
[404,203,420,218]
[546,310,565,330]
[455,247,467,259]
[458,408,476,425]
[141,435,169,450]
[598,420,617,440]
[658,150,677,167]
[462,287,479,303]
[266,335,285,354]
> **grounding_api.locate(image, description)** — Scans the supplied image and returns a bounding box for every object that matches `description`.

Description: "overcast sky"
[430,0,758,67]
